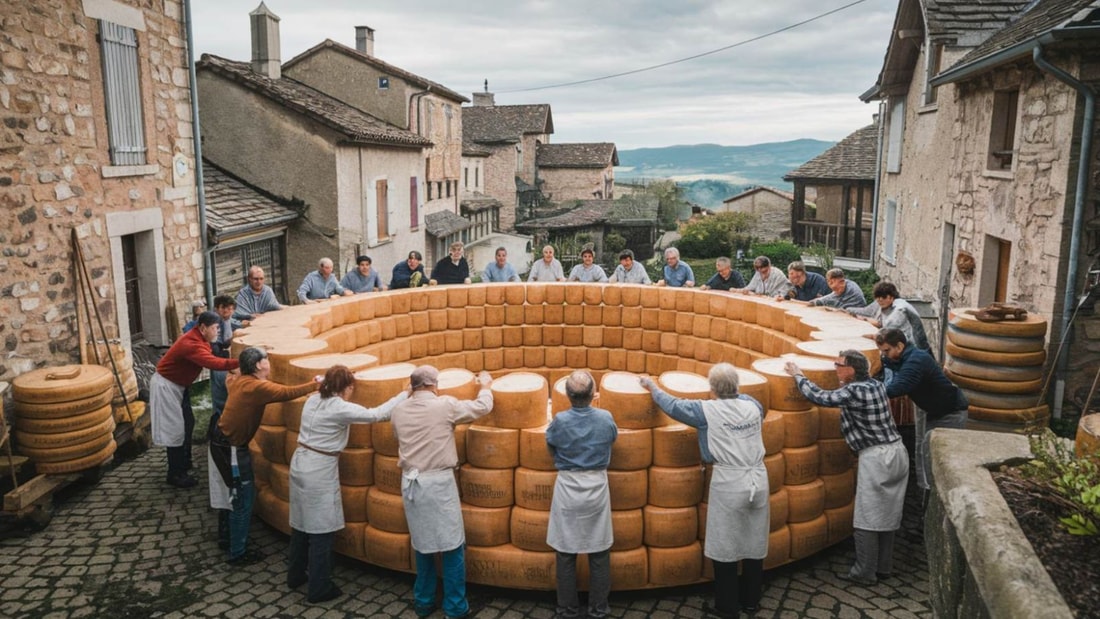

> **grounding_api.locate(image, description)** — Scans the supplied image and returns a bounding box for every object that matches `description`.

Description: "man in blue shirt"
[297,258,351,303]
[482,247,521,282]
[783,261,830,302]
[659,247,695,287]
[809,268,866,309]
[567,248,608,282]
[340,255,384,294]
[546,371,618,619]
[234,266,282,324]
[391,251,427,289]
[608,249,652,284]
[700,256,745,291]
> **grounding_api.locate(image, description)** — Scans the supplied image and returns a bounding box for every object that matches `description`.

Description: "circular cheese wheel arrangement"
[239,284,868,590]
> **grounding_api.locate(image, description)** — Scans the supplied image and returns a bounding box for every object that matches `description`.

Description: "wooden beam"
[4,473,79,512]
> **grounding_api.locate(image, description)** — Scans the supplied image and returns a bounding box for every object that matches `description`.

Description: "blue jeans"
[288,529,336,602]
[228,447,255,559]
[414,545,467,617]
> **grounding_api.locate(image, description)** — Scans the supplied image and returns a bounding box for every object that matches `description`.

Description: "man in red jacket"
[151,311,239,488]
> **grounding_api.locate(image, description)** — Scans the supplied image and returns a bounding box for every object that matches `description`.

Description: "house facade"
[862,0,1100,411]
[718,186,798,242]
[0,0,202,383]
[536,142,618,202]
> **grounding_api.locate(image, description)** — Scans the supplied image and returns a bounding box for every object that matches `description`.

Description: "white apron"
[854,441,909,531]
[402,468,465,553]
[150,373,186,447]
[207,448,231,509]
[289,448,343,534]
[546,470,613,554]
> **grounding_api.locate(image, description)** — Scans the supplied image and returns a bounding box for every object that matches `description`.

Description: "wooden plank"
[0,455,28,475]
[4,473,79,512]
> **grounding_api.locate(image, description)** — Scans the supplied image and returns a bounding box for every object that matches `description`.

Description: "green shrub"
[849,267,881,301]
[748,240,803,269]
[675,213,756,259]
[1021,430,1100,536]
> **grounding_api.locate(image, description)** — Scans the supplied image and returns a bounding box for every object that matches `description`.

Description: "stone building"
[861,0,1100,414]
[515,195,659,265]
[0,0,201,383]
[460,138,531,279]
[784,121,878,263]
[717,186,798,242]
[196,5,432,292]
[536,142,619,202]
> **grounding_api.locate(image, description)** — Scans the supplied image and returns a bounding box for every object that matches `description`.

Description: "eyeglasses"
[834,362,849,368]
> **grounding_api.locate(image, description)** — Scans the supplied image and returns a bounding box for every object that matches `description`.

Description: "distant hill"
[616,139,835,208]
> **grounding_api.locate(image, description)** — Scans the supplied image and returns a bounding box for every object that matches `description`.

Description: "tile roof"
[784,122,879,182]
[924,0,1036,45]
[515,195,658,230]
[463,104,554,144]
[536,143,619,168]
[462,138,493,157]
[198,54,432,148]
[723,186,796,204]
[948,0,1100,72]
[202,159,301,239]
[283,40,468,103]
[425,210,473,237]
[460,195,502,213]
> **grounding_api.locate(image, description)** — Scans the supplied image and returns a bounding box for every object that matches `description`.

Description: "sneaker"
[308,584,343,604]
[166,474,197,488]
[838,571,878,587]
[226,549,265,566]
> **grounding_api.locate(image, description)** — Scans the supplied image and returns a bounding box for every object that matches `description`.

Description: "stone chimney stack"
[250,2,281,79]
[356,26,375,56]
[472,80,495,106]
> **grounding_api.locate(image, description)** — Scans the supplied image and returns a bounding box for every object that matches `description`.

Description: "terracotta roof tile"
[536,143,618,168]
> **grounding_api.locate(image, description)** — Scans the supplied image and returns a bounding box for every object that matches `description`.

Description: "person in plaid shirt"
[784,350,908,587]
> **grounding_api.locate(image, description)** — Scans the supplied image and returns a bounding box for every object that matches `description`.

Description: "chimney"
[356,26,375,56]
[250,2,281,79]
[472,80,495,106]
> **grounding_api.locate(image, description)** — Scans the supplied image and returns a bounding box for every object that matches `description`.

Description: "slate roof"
[460,195,502,213]
[941,0,1100,81]
[198,54,431,148]
[924,0,1035,46]
[723,186,796,204]
[283,40,468,103]
[515,196,658,230]
[463,104,554,144]
[536,143,619,168]
[425,210,473,237]
[784,123,878,182]
[462,138,492,157]
[202,159,300,239]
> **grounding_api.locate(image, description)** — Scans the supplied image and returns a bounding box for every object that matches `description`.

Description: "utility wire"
[496,0,870,94]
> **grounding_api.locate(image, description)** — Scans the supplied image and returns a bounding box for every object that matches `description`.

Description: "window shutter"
[410,177,419,228]
[99,21,146,165]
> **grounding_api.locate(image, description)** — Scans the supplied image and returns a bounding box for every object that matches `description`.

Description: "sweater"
[218,375,318,446]
[883,346,967,418]
[155,327,239,387]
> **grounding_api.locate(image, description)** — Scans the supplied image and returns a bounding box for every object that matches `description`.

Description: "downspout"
[869,99,885,271]
[184,0,213,305]
[1033,44,1096,419]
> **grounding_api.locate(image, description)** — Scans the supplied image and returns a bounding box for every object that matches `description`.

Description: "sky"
[190,0,898,150]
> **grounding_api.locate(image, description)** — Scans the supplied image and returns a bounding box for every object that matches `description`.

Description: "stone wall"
[481,144,519,231]
[0,0,200,383]
[538,165,612,202]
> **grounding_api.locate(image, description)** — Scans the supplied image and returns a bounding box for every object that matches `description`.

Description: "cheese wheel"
[317,324,359,353]
[783,445,820,485]
[763,452,785,494]
[782,408,820,448]
[752,357,837,411]
[461,504,512,547]
[338,448,375,486]
[371,421,399,457]
[373,453,403,494]
[818,438,855,475]
[611,509,644,551]
[644,505,699,548]
[352,363,415,408]
[600,372,663,429]
[818,407,843,439]
[334,522,367,560]
[822,469,856,509]
[647,542,703,586]
[608,469,648,510]
[257,489,291,535]
[282,430,299,464]
[764,526,791,570]
[657,371,711,400]
[514,467,557,510]
[510,506,552,552]
[769,487,789,532]
[788,514,829,560]
[12,364,114,404]
[484,285,506,305]
[339,485,369,523]
[267,339,330,385]
[948,308,1048,337]
[785,478,825,523]
[796,338,882,377]
[825,502,856,544]
[364,526,412,572]
[465,425,520,469]
[518,425,555,471]
[482,372,548,429]
[459,464,514,508]
[761,411,785,456]
[550,376,573,417]
[280,396,307,433]
[454,423,469,464]
[648,465,704,508]
[255,425,286,465]
[467,286,487,307]
[347,420,373,449]
[609,428,653,470]
[652,424,701,467]
[366,486,408,532]
[269,462,290,502]
[250,442,271,486]
[465,544,555,590]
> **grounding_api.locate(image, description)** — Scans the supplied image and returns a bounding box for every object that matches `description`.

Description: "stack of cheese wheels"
[11,365,118,473]
[944,309,1049,433]
[84,340,143,424]
[240,283,865,590]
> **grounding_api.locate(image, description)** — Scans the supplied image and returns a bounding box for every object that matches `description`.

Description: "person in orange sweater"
[210,347,319,564]
[151,311,239,488]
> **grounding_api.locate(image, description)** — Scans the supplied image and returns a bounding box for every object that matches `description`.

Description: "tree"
[675,212,756,259]
[646,179,684,231]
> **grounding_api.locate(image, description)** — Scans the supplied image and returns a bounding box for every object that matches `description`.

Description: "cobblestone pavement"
[0,442,931,619]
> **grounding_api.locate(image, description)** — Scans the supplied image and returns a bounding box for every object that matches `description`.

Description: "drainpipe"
[869,100,885,271]
[184,0,213,305]
[1033,44,1096,419]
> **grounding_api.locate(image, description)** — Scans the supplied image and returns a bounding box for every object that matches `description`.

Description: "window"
[426,181,432,201]
[376,179,389,241]
[885,98,905,173]
[516,145,523,173]
[987,89,1019,171]
[923,41,944,106]
[444,104,453,141]
[410,177,419,229]
[979,235,1012,305]
[446,180,452,198]
[475,166,479,189]
[378,76,389,90]
[883,199,898,263]
[99,20,146,165]
[464,166,469,190]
